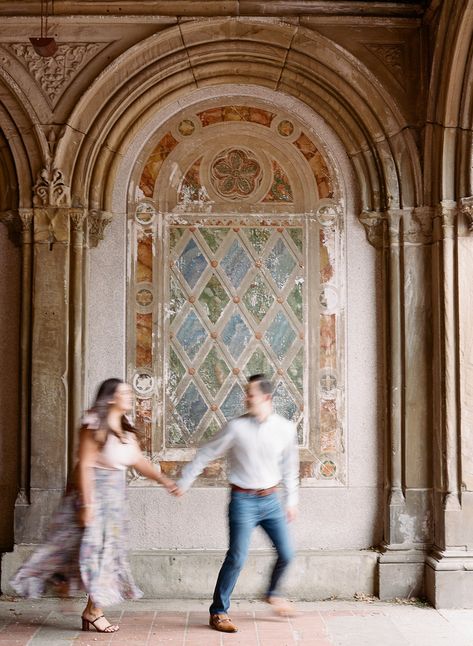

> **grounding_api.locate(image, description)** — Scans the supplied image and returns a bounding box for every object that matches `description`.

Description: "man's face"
[245,381,271,416]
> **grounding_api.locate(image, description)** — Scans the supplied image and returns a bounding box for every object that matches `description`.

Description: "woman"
[11,378,176,634]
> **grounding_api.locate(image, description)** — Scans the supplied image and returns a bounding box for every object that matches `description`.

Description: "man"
[173,373,299,633]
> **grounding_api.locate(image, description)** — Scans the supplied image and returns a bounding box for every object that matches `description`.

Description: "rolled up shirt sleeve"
[281,424,299,508]
[177,423,235,492]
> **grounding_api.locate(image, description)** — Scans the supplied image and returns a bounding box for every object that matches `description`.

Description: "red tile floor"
[1,598,473,646]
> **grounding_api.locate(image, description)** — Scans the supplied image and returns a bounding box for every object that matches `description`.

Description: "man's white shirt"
[177,413,299,507]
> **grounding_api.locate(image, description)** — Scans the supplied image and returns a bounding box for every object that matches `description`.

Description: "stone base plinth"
[425,553,473,608]
[1,546,377,600]
[378,550,425,600]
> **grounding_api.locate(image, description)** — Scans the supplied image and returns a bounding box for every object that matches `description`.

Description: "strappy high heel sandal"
[81,614,119,633]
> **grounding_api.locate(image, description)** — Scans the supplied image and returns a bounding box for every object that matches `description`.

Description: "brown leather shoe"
[209,613,238,632]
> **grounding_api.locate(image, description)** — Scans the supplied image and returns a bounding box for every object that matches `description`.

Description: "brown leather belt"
[231,484,277,496]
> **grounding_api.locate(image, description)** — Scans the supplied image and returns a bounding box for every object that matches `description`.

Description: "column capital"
[358,210,385,249]
[87,209,113,248]
[460,196,473,232]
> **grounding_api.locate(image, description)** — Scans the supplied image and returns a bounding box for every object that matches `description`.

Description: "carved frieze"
[6,42,106,107]
[364,43,406,88]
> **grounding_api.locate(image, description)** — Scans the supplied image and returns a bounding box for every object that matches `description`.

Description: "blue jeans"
[209,491,294,615]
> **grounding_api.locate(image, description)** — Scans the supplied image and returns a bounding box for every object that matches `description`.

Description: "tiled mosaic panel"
[167,223,304,446]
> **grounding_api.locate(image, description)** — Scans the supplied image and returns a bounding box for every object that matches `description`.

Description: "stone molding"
[359,210,385,248]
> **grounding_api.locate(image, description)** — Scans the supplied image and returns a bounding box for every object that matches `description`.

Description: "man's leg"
[259,494,294,600]
[209,492,256,617]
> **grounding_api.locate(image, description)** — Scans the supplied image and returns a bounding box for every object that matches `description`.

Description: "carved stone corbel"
[33,164,70,208]
[87,209,113,248]
[460,196,473,232]
[32,164,72,244]
[359,210,386,248]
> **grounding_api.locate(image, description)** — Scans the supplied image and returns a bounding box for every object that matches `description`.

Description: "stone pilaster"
[426,198,473,607]
[360,207,435,599]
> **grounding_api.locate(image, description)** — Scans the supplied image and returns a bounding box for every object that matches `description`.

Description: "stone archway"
[126,96,347,488]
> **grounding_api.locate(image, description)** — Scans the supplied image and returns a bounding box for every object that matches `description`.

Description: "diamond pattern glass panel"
[288,348,303,393]
[176,311,206,360]
[169,277,186,322]
[221,382,245,420]
[288,227,303,252]
[222,313,251,359]
[202,417,221,441]
[170,226,184,250]
[265,311,296,360]
[176,383,208,434]
[221,240,251,288]
[242,273,274,323]
[200,227,229,253]
[199,347,230,396]
[177,238,208,288]
[287,282,303,322]
[265,238,296,289]
[169,347,185,394]
[244,227,272,253]
[244,348,274,379]
[199,275,230,323]
[273,381,298,421]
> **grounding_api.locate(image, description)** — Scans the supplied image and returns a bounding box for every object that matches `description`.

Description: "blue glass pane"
[265,238,296,289]
[272,381,298,420]
[265,311,296,360]
[222,313,251,359]
[221,240,252,288]
[176,383,208,434]
[177,238,208,288]
[221,382,245,420]
[176,311,207,359]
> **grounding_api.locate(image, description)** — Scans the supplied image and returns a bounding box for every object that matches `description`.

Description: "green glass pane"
[288,348,303,393]
[287,282,303,322]
[199,347,230,396]
[198,275,230,324]
[242,273,274,323]
[244,227,272,253]
[170,227,184,249]
[202,417,221,441]
[265,311,296,360]
[169,347,185,394]
[288,227,303,252]
[244,348,274,379]
[200,227,229,253]
[169,277,186,322]
[168,417,186,446]
[265,239,296,289]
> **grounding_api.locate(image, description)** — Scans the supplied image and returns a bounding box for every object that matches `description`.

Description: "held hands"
[286,506,298,523]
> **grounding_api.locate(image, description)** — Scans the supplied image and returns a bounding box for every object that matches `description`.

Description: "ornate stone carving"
[7,42,105,106]
[210,148,262,199]
[460,196,473,232]
[365,43,406,87]
[19,209,34,232]
[403,207,434,245]
[87,209,113,247]
[359,210,385,248]
[33,165,70,207]
[33,207,69,244]
[70,208,87,232]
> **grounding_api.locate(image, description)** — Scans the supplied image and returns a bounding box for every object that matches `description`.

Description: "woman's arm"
[77,427,99,526]
[133,454,177,492]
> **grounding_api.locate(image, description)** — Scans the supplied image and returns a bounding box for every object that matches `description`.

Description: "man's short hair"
[248,373,273,395]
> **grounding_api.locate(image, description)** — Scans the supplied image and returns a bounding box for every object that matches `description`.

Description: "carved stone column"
[14,166,72,543]
[360,207,435,599]
[425,198,473,607]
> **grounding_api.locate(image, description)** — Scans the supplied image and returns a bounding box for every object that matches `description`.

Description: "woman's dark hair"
[89,378,137,445]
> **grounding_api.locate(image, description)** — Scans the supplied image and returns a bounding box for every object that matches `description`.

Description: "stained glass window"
[164,218,305,446]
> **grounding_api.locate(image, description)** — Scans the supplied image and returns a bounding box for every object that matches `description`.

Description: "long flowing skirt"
[10,468,143,607]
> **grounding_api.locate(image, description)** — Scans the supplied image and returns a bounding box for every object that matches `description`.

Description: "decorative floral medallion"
[210,148,262,200]
[132,370,155,397]
[277,120,295,137]
[178,119,195,136]
[320,460,337,479]
[135,202,157,225]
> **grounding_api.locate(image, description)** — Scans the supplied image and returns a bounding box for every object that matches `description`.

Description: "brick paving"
[1,598,473,646]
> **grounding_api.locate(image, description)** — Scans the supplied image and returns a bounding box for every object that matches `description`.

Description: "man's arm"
[281,424,299,520]
[174,423,234,495]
